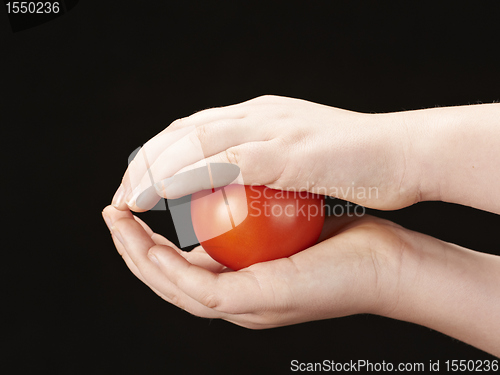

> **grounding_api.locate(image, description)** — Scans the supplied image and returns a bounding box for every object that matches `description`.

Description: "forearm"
[395,103,500,213]
[384,229,500,356]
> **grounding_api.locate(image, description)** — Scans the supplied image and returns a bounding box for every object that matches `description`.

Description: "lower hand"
[102,205,405,328]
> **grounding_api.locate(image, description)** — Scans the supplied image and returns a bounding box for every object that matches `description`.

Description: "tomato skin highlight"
[191,185,325,270]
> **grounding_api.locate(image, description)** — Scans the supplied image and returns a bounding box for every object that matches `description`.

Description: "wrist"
[393,106,456,203]
[374,107,464,205]
[381,229,500,356]
[393,103,500,212]
[367,111,426,208]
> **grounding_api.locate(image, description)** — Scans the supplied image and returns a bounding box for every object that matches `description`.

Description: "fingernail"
[148,252,160,266]
[111,225,125,244]
[136,185,160,210]
[102,211,112,230]
[126,186,142,207]
[112,184,126,208]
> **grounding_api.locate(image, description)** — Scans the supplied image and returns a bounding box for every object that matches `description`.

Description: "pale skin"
[103,95,500,356]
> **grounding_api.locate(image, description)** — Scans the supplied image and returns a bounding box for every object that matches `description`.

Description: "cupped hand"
[112,95,419,212]
[102,205,407,329]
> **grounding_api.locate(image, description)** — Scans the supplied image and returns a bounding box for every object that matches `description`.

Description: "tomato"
[191,185,325,270]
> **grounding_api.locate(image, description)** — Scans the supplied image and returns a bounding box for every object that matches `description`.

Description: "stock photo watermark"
[246,184,372,220]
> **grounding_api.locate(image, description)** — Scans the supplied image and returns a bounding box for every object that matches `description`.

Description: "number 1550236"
[5,2,60,14]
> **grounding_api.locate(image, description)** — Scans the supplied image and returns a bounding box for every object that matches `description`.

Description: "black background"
[2,1,500,373]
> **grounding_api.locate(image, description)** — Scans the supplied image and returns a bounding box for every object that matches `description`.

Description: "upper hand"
[112,95,419,212]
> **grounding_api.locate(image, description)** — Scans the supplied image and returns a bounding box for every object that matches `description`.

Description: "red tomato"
[191,185,325,270]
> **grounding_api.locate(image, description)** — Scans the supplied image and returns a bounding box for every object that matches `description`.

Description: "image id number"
[6,2,60,14]
[445,359,499,372]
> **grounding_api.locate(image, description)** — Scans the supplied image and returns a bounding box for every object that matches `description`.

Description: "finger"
[104,208,170,299]
[130,214,193,260]
[113,104,250,210]
[111,126,194,210]
[131,214,185,257]
[105,208,203,305]
[147,232,219,270]
[111,232,146,283]
[149,232,194,260]
[103,204,134,224]
[112,231,206,308]
[104,205,224,313]
[112,95,282,210]
[111,217,222,318]
[148,244,265,314]
[129,213,227,271]
[104,205,177,247]
[121,127,196,211]
[157,140,285,200]
[151,233,180,249]
[103,205,189,259]
[154,162,241,201]
[132,214,154,237]
[166,103,249,132]
[127,118,272,209]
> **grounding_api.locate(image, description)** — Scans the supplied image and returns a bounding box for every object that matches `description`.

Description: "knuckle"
[252,95,267,102]
[190,107,219,119]
[284,127,308,145]
[199,291,222,310]
[260,94,276,101]
[188,108,206,118]
[194,124,210,144]
[170,293,182,307]
[252,94,283,104]
[168,118,182,130]
[224,147,240,165]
